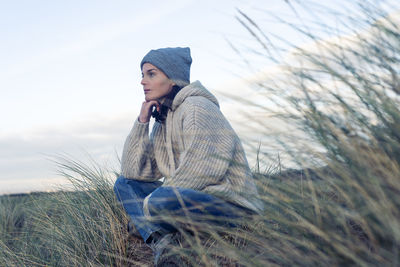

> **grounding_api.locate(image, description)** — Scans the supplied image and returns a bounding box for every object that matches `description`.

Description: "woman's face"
[141,63,175,102]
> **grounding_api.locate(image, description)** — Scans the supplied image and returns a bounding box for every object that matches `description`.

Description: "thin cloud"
[0,111,134,194]
[3,0,195,78]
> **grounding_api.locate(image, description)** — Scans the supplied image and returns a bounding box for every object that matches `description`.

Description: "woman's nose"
[141,77,146,85]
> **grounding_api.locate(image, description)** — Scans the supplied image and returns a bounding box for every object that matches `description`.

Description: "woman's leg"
[142,186,253,266]
[145,186,252,230]
[113,175,164,242]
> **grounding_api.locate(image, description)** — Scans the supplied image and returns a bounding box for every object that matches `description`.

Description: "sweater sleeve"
[163,100,235,189]
[120,119,162,181]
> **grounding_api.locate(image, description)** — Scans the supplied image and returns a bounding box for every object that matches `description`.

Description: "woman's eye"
[149,72,155,77]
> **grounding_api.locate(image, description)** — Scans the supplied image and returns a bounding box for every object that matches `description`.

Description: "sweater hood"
[171,80,219,111]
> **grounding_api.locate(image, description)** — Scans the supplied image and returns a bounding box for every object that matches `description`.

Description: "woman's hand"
[138,100,160,123]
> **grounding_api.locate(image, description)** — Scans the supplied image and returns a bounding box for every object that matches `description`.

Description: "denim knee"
[146,187,177,214]
[113,175,127,194]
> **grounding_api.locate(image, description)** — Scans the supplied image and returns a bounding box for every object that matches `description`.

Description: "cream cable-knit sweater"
[121,81,263,213]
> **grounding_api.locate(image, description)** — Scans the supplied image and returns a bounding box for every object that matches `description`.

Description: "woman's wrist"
[138,116,150,123]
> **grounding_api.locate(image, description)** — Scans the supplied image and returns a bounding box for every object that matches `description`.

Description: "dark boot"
[148,232,181,266]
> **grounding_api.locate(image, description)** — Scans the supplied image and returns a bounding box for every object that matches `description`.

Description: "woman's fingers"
[139,100,160,123]
[148,100,160,109]
[143,100,160,113]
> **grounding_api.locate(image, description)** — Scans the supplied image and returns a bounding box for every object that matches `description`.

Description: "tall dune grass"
[0,156,138,266]
[216,0,400,266]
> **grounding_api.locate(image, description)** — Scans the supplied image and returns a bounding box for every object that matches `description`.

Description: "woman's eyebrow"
[141,68,157,76]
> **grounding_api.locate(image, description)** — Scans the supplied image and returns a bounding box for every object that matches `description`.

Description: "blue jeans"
[113,175,251,242]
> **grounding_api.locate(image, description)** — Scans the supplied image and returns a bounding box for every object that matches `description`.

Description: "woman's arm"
[120,101,163,181]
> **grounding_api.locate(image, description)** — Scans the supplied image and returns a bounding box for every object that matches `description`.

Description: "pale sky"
[1,0,397,194]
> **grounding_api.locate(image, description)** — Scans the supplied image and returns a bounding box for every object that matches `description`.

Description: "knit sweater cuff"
[128,118,149,139]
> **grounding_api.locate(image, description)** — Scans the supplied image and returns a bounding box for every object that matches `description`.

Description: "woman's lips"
[144,89,150,93]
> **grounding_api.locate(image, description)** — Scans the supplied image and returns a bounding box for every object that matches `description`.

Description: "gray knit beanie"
[140,47,192,87]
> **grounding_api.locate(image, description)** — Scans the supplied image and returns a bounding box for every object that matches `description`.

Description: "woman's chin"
[145,96,163,103]
[144,96,154,102]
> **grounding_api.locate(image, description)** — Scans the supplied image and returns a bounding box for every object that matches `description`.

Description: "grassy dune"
[1,1,399,266]
[0,167,132,266]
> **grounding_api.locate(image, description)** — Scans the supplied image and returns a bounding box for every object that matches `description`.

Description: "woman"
[114,47,263,266]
